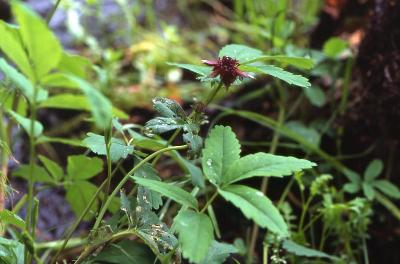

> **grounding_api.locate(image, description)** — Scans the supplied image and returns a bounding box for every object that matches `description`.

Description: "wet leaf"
[174,210,214,263]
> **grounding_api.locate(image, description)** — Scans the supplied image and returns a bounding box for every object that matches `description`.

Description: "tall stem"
[247,85,286,263]
[46,0,62,24]
[25,82,39,264]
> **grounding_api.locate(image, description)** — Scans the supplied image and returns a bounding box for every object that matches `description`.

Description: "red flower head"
[202,56,254,87]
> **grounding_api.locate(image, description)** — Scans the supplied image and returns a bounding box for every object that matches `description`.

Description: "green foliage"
[66,155,103,181]
[202,126,315,186]
[13,2,62,80]
[282,240,337,260]
[87,240,155,264]
[38,155,64,181]
[132,176,198,209]
[0,237,24,264]
[7,110,43,138]
[219,44,263,63]
[13,164,54,184]
[243,55,315,69]
[241,64,311,88]
[219,184,289,237]
[0,21,32,79]
[66,76,113,129]
[83,132,134,162]
[304,85,326,107]
[133,159,164,210]
[167,63,211,77]
[145,97,203,156]
[344,159,400,200]
[0,210,25,229]
[0,58,46,102]
[66,181,99,221]
[174,210,214,263]
[323,37,348,58]
[225,153,315,184]
[202,125,241,185]
[170,44,312,88]
[200,241,238,264]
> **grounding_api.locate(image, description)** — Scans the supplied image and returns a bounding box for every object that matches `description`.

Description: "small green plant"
[344,159,400,200]
[1,1,399,264]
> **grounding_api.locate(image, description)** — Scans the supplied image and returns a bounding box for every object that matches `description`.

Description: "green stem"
[200,191,218,213]
[298,196,313,232]
[104,123,113,196]
[375,191,400,221]
[50,180,107,264]
[46,0,62,24]
[25,83,39,264]
[263,243,269,264]
[277,177,295,206]
[36,237,84,251]
[93,145,188,230]
[247,87,285,263]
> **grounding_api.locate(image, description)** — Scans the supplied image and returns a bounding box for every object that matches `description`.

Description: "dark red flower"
[202,56,254,87]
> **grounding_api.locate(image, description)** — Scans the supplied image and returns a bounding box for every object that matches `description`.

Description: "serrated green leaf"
[0,210,25,229]
[282,240,337,260]
[83,133,134,162]
[66,155,103,180]
[243,55,314,69]
[65,180,99,221]
[362,182,375,200]
[224,153,315,185]
[65,75,112,129]
[219,44,263,63]
[152,97,186,119]
[38,155,63,181]
[0,21,33,79]
[372,180,400,199]
[199,241,238,264]
[13,164,53,184]
[8,110,43,137]
[202,125,241,185]
[0,58,47,102]
[132,176,198,209]
[167,63,211,76]
[304,85,326,107]
[120,190,136,226]
[145,117,185,134]
[364,159,383,182]
[89,240,155,264]
[134,159,163,210]
[241,64,311,88]
[174,210,214,263]
[183,131,203,157]
[218,184,288,237]
[13,3,62,79]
